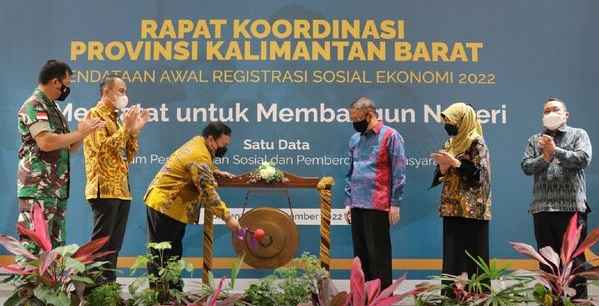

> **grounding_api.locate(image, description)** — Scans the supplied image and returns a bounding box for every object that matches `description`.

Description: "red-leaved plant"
[0,204,113,306]
[511,213,599,305]
[313,257,424,306]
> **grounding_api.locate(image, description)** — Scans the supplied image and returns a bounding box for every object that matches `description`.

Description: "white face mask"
[115,94,129,110]
[543,111,565,130]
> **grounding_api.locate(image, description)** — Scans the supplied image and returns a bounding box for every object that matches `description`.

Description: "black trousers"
[442,217,490,295]
[351,208,392,289]
[89,198,131,282]
[534,211,588,299]
[146,206,187,290]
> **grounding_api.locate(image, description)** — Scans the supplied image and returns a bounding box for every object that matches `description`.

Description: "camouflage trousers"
[17,197,67,253]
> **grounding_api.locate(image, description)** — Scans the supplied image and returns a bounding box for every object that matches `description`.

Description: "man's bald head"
[350,97,376,113]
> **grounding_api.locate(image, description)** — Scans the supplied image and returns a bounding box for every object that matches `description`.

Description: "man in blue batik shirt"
[522,97,593,299]
[344,97,407,289]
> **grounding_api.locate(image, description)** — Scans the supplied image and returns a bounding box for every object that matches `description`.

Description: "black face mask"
[56,82,70,101]
[444,124,459,136]
[352,119,369,134]
[215,146,228,158]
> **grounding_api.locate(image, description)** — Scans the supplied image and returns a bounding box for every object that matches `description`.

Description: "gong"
[232,207,299,269]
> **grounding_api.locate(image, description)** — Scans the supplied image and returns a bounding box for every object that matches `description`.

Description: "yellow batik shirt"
[83,102,139,200]
[144,136,230,224]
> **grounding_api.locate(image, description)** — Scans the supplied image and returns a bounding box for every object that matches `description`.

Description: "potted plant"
[511,213,599,305]
[415,253,534,305]
[311,257,424,306]
[186,253,246,305]
[0,204,112,306]
[127,242,194,305]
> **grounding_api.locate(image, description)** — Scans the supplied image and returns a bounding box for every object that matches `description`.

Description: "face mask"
[56,82,70,101]
[215,146,228,157]
[444,124,459,136]
[543,112,565,130]
[352,119,369,133]
[115,94,129,110]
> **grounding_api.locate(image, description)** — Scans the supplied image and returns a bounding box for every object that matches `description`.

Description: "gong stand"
[240,188,295,220]
[201,172,334,283]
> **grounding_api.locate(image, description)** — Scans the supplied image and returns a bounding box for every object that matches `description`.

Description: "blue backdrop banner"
[0,0,597,278]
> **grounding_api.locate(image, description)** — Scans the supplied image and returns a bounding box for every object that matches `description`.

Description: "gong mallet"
[237,227,272,248]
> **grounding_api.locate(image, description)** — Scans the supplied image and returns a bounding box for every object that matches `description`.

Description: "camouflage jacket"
[17,88,70,200]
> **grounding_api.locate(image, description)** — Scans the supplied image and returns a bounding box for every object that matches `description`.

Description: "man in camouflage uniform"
[17,60,104,251]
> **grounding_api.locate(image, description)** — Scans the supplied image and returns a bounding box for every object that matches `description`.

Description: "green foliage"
[244,279,277,306]
[86,282,123,306]
[243,252,327,306]
[415,252,534,306]
[33,286,71,306]
[128,241,194,305]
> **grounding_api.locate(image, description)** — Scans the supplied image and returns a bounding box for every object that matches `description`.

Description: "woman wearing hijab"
[430,102,492,291]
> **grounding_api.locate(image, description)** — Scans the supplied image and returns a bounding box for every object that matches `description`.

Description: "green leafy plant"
[415,252,534,306]
[243,252,328,306]
[86,282,123,306]
[244,278,277,306]
[272,253,327,305]
[128,241,194,306]
[0,204,111,306]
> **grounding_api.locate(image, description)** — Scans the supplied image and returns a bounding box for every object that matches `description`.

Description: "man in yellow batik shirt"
[144,122,241,289]
[83,75,150,283]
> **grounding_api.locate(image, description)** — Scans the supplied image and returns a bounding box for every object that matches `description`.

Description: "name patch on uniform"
[36,111,48,120]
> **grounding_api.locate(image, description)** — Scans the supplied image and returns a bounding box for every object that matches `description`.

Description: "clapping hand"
[539,134,556,161]
[123,105,150,135]
[78,112,105,136]
[431,150,460,174]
